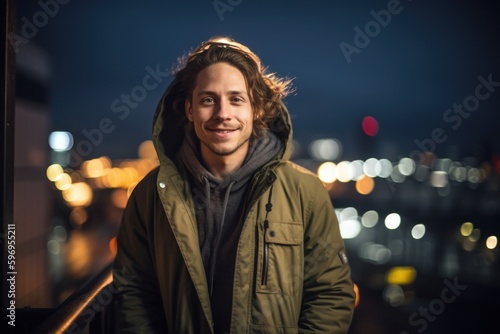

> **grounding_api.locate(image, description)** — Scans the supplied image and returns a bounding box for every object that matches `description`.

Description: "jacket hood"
[152,77,294,169]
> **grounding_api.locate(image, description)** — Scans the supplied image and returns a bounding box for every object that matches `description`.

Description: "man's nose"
[214,99,231,120]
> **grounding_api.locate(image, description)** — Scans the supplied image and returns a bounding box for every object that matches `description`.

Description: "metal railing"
[33,263,116,334]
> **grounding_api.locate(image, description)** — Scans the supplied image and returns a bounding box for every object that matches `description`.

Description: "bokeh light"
[363,158,382,177]
[62,182,93,207]
[336,161,354,183]
[362,116,379,136]
[386,266,417,285]
[48,131,73,152]
[46,164,64,181]
[461,222,474,237]
[385,213,401,230]
[431,171,449,188]
[309,138,343,161]
[398,157,416,176]
[356,175,375,195]
[411,224,426,239]
[361,210,379,228]
[317,162,337,183]
[54,173,72,191]
[486,236,498,249]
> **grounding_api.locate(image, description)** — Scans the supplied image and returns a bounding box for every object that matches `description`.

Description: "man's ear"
[185,99,193,122]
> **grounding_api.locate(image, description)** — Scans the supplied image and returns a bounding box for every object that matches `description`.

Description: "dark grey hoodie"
[178,126,281,333]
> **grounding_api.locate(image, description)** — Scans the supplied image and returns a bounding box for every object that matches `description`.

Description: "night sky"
[17,0,500,163]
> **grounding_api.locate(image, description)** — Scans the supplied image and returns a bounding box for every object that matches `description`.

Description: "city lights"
[355,175,375,195]
[317,162,337,183]
[363,158,381,177]
[361,116,379,136]
[385,213,401,230]
[486,236,498,249]
[398,157,416,176]
[430,171,449,188]
[309,138,343,161]
[46,163,64,181]
[386,266,417,285]
[361,210,379,228]
[337,161,354,183]
[48,131,74,152]
[339,219,362,239]
[62,182,93,207]
[460,222,474,237]
[411,224,426,239]
[54,173,72,191]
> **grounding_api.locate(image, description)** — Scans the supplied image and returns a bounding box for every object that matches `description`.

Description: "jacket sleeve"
[298,177,355,333]
[112,174,167,333]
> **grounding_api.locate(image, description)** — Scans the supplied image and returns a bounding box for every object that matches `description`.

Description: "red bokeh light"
[362,116,379,136]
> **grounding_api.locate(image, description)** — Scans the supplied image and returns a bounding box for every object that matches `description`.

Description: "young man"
[113,37,355,333]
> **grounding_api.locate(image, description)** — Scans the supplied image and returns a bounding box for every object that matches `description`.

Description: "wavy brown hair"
[172,36,294,137]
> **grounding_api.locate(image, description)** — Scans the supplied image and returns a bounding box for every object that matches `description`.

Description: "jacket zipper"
[262,219,269,285]
[261,186,273,286]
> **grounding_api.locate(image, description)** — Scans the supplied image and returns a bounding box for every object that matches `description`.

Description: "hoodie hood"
[152,77,294,170]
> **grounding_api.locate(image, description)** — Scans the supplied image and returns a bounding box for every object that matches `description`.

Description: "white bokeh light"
[49,131,74,152]
[411,224,426,239]
[309,138,342,161]
[385,213,401,230]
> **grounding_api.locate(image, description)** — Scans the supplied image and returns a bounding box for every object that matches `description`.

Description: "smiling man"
[186,62,253,177]
[113,37,355,334]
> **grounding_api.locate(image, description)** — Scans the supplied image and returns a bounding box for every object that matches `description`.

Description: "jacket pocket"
[257,221,303,296]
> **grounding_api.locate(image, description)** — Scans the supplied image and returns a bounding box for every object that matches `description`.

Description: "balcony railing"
[33,263,116,334]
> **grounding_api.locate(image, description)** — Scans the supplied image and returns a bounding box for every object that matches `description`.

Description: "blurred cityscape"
[39,137,500,333]
[6,1,500,333]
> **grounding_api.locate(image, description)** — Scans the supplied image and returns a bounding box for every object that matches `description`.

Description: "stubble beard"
[200,136,251,157]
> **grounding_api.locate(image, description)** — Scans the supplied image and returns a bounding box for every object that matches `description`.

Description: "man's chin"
[208,145,238,156]
[202,138,250,158]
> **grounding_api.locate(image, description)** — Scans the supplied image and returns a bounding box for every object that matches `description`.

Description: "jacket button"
[269,230,276,237]
[159,182,166,189]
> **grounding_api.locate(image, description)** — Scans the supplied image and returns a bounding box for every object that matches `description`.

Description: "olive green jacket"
[113,79,355,333]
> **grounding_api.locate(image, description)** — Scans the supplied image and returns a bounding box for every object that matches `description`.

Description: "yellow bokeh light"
[46,164,64,181]
[355,174,375,195]
[103,168,124,188]
[318,162,337,184]
[83,158,105,178]
[138,140,157,160]
[386,266,417,285]
[54,173,72,191]
[121,167,139,188]
[486,236,498,250]
[460,222,473,237]
[62,182,93,207]
[99,156,112,169]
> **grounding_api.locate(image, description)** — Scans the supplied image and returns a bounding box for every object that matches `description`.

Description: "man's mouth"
[207,128,237,133]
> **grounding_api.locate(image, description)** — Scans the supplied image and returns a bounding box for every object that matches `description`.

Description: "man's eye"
[231,97,244,103]
[202,97,215,103]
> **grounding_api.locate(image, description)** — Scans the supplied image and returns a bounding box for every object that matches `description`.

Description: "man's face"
[186,62,254,164]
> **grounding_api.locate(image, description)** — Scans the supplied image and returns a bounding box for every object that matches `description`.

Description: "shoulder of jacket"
[276,160,319,179]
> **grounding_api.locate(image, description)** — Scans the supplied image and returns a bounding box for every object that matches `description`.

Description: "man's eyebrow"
[196,90,248,96]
